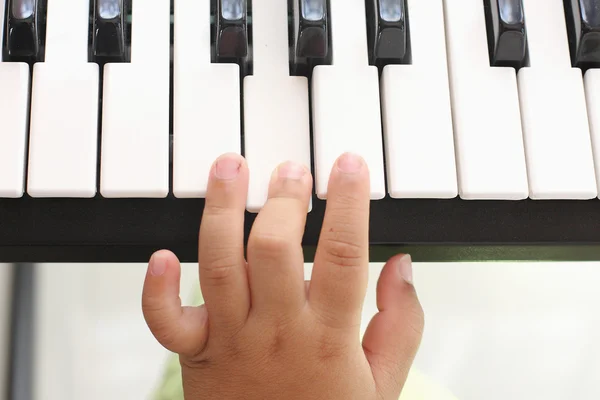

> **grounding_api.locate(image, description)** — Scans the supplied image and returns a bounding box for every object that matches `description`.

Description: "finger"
[362,254,424,399]
[199,153,250,332]
[247,161,312,318]
[309,153,370,329]
[142,250,209,357]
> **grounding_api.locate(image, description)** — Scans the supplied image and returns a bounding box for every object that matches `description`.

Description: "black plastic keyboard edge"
[1,196,600,262]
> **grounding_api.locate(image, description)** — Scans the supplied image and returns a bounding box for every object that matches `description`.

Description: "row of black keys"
[3,0,600,73]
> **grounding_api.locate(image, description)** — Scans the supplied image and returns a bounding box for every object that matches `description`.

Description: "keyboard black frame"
[1,195,600,263]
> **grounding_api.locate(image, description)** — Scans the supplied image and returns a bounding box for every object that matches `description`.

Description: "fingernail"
[277,161,307,180]
[149,252,167,276]
[336,153,364,174]
[215,154,242,180]
[397,254,413,284]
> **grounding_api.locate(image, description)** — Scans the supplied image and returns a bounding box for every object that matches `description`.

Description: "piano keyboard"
[2,0,600,263]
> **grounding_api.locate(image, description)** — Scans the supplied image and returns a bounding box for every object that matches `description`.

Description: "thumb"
[362,254,424,399]
[142,250,209,357]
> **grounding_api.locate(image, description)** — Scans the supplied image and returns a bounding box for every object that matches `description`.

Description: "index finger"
[308,153,371,330]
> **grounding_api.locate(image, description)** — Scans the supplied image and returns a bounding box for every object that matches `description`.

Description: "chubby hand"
[142,152,424,399]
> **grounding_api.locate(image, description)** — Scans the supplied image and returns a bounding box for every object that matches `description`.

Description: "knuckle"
[153,322,179,348]
[202,263,236,287]
[223,335,245,358]
[181,353,213,371]
[322,233,364,267]
[266,315,302,356]
[204,246,239,269]
[311,304,359,330]
[141,294,164,319]
[249,231,295,256]
[313,330,349,361]
[198,223,243,284]
[141,300,179,348]
[200,251,239,286]
[265,327,287,358]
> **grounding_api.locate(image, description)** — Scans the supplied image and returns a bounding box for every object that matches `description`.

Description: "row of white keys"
[243,0,311,212]
[312,0,385,199]
[0,1,30,198]
[380,0,457,198]
[7,0,599,201]
[443,0,529,199]
[518,0,597,199]
[27,0,99,197]
[172,0,241,198]
[100,0,171,197]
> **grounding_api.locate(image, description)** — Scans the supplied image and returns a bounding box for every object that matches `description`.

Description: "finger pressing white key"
[243,0,311,212]
[172,0,241,198]
[312,0,385,200]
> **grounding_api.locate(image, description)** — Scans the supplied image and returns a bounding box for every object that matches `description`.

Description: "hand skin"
[142,152,424,399]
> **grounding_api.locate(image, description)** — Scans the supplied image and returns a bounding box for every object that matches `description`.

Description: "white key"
[380,0,457,198]
[0,0,30,198]
[243,0,311,212]
[100,0,170,197]
[312,0,385,199]
[518,0,597,199]
[443,0,528,199]
[584,70,600,199]
[172,0,241,198]
[27,0,99,197]
[0,64,29,198]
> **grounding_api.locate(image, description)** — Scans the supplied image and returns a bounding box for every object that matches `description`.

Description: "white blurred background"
[1,260,600,399]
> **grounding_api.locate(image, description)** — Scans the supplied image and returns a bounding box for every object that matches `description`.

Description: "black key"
[564,0,600,69]
[215,0,249,68]
[366,0,409,67]
[91,0,130,62]
[483,0,528,69]
[3,0,45,62]
[291,0,330,76]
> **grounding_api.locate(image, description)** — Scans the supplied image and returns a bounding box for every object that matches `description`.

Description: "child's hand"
[142,153,424,399]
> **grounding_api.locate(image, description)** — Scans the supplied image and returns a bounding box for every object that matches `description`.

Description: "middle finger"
[247,161,312,319]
